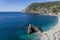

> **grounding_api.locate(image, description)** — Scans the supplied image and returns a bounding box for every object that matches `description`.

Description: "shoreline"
[35,15,60,40]
[21,12,60,16]
[44,16,60,34]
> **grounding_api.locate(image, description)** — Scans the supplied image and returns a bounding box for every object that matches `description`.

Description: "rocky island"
[22,1,60,15]
[28,24,43,34]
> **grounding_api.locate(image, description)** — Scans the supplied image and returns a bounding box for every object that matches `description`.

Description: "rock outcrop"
[28,24,42,34]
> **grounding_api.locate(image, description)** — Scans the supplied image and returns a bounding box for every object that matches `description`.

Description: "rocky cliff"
[23,1,60,15]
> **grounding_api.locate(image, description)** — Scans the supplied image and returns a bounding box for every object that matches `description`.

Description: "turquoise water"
[0,12,58,40]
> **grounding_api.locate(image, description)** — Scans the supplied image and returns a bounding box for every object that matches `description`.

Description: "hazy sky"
[0,0,59,12]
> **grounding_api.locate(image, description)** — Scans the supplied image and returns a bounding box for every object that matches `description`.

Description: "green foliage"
[25,1,60,14]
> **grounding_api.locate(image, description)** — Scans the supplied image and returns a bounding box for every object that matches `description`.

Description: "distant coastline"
[21,1,60,15]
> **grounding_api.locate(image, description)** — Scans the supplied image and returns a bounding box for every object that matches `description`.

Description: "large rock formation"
[28,24,43,34]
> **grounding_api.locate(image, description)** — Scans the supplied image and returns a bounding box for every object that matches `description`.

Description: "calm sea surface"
[0,12,58,40]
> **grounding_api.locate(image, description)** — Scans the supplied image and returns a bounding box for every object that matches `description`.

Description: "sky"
[0,0,59,12]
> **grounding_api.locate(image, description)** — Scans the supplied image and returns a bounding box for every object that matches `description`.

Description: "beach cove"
[0,12,58,40]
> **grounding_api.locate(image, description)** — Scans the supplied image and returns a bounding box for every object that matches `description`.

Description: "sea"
[0,12,58,40]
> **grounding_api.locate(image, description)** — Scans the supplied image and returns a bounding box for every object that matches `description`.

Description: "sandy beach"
[36,15,60,40]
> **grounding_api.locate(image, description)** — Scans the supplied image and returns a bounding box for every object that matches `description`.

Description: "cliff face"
[24,1,60,14]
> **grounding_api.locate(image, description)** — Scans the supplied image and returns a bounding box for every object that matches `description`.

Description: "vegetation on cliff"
[24,1,60,15]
